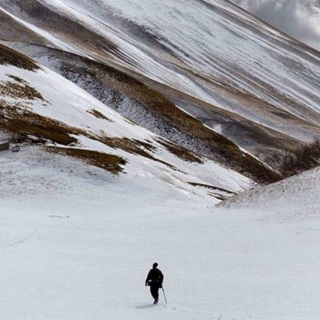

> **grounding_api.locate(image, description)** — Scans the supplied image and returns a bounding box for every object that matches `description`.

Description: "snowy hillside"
[0,41,304,165]
[221,165,320,218]
[0,43,260,198]
[1,2,320,319]
[2,134,320,320]
[1,0,320,163]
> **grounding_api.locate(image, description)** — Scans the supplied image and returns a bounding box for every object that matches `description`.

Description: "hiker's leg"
[155,286,159,300]
[151,285,158,300]
[150,285,156,299]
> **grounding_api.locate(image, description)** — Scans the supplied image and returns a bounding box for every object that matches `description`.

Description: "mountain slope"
[1,0,320,164]
[221,165,320,218]
[0,43,279,184]
[2,125,320,320]
[1,3,320,319]
[0,43,261,199]
[1,42,304,162]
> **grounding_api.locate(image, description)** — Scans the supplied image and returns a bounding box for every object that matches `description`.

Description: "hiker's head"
[153,262,158,269]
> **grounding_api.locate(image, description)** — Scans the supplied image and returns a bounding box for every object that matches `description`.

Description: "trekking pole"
[162,286,168,304]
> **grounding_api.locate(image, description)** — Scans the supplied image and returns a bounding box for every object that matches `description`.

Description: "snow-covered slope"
[0,43,261,199]
[1,0,320,162]
[1,41,304,163]
[221,165,320,219]
[2,134,320,320]
[1,4,320,318]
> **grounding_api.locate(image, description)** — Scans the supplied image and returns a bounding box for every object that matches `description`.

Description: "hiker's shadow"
[135,304,156,309]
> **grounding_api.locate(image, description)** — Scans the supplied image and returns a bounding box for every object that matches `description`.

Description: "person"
[145,262,164,304]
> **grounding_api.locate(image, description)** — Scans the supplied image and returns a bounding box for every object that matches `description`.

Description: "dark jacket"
[145,268,164,287]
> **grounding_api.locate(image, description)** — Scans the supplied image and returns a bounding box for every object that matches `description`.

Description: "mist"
[230,0,320,51]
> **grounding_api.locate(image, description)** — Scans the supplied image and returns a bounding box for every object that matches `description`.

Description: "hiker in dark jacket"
[145,262,164,304]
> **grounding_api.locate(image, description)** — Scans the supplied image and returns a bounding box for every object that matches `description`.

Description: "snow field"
[1,147,320,319]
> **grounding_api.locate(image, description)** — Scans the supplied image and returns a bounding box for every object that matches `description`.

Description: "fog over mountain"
[231,0,320,51]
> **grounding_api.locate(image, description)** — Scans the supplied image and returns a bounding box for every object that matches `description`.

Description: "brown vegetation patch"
[87,109,112,122]
[7,75,26,83]
[0,80,45,101]
[0,101,175,170]
[0,44,39,71]
[208,192,229,201]
[110,71,280,182]
[189,182,237,201]
[100,136,176,170]
[133,139,156,152]
[269,140,320,178]
[188,182,236,195]
[19,47,279,183]
[156,138,203,164]
[47,147,126,174]
[0,105,82,145]
[92,64,278,183]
